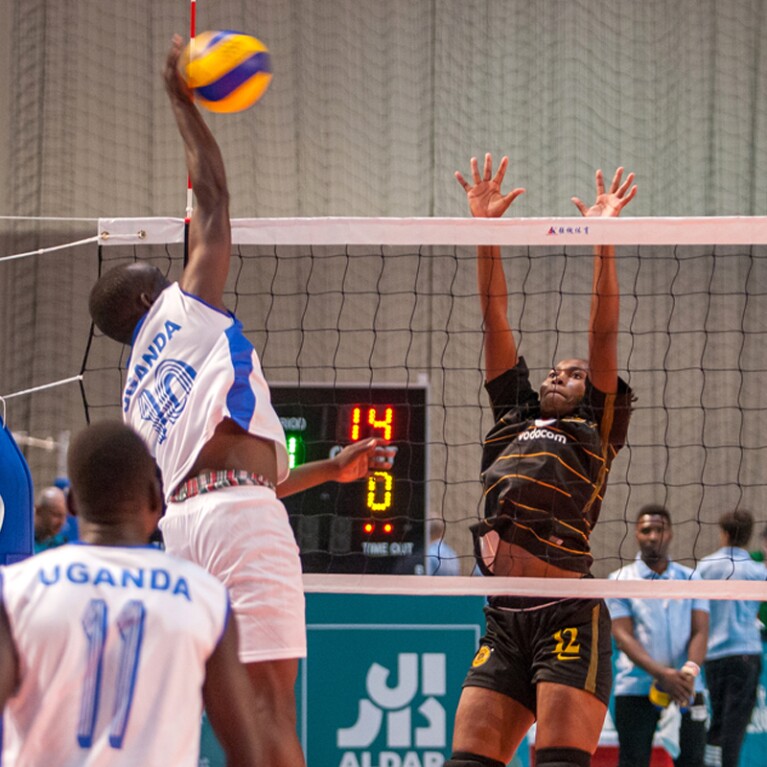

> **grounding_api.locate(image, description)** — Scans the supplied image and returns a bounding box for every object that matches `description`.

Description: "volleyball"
[179,30,273,113]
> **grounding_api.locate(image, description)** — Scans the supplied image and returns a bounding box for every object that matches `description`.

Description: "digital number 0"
[367,471,393,512]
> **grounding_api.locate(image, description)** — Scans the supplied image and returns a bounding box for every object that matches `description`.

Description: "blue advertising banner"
[300,594,486,767]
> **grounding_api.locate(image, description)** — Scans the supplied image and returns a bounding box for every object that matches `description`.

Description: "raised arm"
[455,154,525,382]
[164,35,232,310]
[571,167,637,394]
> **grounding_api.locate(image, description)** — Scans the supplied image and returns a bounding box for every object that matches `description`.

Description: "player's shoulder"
[0,545,74,595]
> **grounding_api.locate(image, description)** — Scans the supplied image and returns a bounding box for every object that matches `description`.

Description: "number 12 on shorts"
[552,627,581,661]
[78,598,146,749]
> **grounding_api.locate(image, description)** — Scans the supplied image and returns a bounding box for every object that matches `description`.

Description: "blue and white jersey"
[122,283,289,500]
[607,556,709,696]
[698,546,766,660]
[1,543,229,767]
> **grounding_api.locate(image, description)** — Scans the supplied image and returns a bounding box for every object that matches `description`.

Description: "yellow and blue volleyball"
[179,30,272,113]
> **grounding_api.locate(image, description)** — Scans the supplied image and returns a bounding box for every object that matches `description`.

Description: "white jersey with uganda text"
[122,283,289,500]
[1,543,230,767]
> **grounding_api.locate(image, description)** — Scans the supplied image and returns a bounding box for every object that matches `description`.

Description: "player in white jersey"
[0,421,261,767]
[88,36,394,767]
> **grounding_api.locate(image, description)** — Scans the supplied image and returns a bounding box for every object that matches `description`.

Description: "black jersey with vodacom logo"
[472,356,633,575]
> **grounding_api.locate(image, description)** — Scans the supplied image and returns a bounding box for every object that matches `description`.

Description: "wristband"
[681,660,700,678]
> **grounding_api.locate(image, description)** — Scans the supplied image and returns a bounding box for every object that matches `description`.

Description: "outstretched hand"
[455,154,525,219]
[164,34,194,105]
[572,167,637,218]
[332,438,398,484]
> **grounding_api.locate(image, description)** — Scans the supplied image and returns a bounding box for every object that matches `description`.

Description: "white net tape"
[98,216,767,247]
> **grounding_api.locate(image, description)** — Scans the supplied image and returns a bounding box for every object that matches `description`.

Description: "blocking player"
[88,36,393,767]
[446,155,636,767]
[0,421,261,766]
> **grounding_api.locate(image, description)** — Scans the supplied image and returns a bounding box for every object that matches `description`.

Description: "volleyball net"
[3,215,767,598]
[30,214,751,598]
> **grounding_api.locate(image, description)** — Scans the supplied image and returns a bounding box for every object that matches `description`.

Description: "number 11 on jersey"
[78,599,146,749]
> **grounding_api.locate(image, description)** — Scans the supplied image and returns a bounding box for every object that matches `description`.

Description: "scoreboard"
[270,383,428,574]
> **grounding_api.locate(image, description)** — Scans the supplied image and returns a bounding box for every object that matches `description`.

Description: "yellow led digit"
[367,470,393,512]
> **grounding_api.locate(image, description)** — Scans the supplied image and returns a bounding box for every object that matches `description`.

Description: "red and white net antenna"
[183,0,197,265]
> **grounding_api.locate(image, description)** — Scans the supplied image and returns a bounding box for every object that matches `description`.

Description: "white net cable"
[303,574,767,600]
[98,216,767,247]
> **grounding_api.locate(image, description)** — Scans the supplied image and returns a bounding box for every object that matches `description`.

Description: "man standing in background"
[699,509,765,767]
[607,505,709,767]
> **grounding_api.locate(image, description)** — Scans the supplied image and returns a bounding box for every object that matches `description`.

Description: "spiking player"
[88,36,393,767]
[446,155,637,767]
[0,421,261,766]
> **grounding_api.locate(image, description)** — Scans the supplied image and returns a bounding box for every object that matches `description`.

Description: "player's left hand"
[333,438,398,483]
[164,34,194,105]
[571,167,637,218]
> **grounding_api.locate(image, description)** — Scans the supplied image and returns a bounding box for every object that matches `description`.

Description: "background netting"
[19,216,753,583]
[3,1,767,219]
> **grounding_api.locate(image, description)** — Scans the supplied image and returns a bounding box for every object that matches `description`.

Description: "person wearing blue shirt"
[426,518,461,576]
[698,509,766,767]
[607,505,709,767]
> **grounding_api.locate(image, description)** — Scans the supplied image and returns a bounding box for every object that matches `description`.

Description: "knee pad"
[535,747,591,767]
[445,752,506,767]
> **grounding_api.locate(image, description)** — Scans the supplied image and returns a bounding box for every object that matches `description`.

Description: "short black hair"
[67,421,157,523]
[719,509,754,548]
[89,263,168,345]
[636,503,671,525]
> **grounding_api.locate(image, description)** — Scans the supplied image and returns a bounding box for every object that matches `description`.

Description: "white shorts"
[159,485,306,663]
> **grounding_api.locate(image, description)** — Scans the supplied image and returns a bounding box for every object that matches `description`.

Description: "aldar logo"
[337,653,446,767]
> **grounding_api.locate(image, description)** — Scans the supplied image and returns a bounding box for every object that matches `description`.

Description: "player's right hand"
[455,154,525,219]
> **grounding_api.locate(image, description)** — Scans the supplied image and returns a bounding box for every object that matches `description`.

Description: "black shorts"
[462,597,613,714]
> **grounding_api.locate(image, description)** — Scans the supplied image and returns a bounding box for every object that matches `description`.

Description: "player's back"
[1,543,229,767]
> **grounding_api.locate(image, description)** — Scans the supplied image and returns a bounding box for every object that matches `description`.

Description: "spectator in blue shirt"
[607,505,709,767]
[698,509,766,767]
[426,518,460,576]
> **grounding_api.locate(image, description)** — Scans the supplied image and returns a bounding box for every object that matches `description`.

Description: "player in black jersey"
[446,155,636,767]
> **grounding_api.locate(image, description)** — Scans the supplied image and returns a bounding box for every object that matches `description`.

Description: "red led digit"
[367,407,393,441]
[350,407,362,441]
